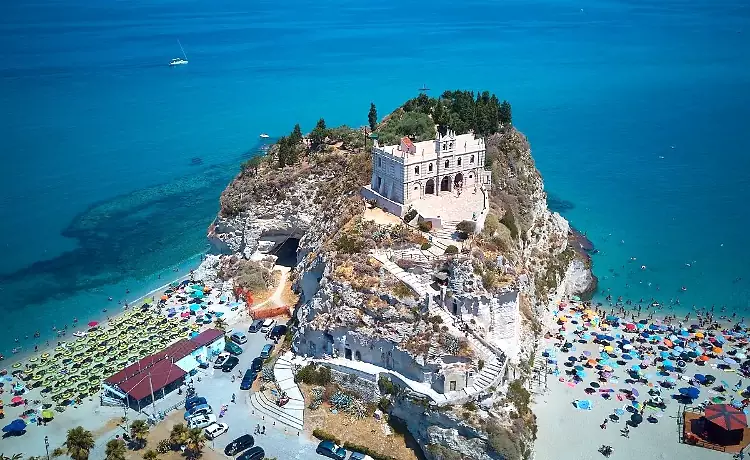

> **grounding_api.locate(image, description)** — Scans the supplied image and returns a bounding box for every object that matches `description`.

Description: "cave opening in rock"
[273,237,300,267]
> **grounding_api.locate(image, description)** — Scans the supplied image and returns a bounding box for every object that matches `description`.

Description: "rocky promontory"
[201,92,596,460]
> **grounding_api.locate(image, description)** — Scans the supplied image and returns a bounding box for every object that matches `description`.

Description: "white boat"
[259,133,269,138]
[169,39,189,66]
[73,331,88,338]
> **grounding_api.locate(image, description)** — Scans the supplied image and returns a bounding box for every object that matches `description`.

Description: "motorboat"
[259,133,269,138]
[73,331,88,338]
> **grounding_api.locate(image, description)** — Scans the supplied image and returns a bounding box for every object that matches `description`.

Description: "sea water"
[1,0,749,357]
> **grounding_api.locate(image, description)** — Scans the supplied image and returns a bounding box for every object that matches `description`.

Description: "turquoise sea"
[1,0,749,357]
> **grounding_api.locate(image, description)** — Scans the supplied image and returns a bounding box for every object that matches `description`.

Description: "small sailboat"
[169,39,189,66]
[259,133,269,138]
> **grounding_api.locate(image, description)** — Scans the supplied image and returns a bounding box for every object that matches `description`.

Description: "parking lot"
[186,318,320,459]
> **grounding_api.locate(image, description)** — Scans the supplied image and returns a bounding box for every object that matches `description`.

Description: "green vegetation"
[462,401,477,411]
[399,90,512,137]
[130,419,150,449]
[218,259,272,292]
[420,242,432,250]
[51,448,66,458]
[310,118,329,151]
[391,281,416,299]
[105,439,126,460]
[417,221,432,232]
[295,363,332,385]
[378,376,397,395]
[142,451,159,460]
[486,422,521,460]
[377,110,434,145]
[240,154,263,175]
[184,428,205,460]
[426,444,463,460]
[507,379,531,417]
[456,220,476,239]
[368,103,378,131]
[334,234,366,254]
[444,245,459,255]
[291,123,303,145]
[64,427,95,460]
[168,423,189,448]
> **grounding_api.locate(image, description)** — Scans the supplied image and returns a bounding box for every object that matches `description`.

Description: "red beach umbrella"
[704,404,748,431]
[11,396,23,405]
[87,321,98,328]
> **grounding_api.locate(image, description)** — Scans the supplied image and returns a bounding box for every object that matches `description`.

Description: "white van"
[260,319,275,333]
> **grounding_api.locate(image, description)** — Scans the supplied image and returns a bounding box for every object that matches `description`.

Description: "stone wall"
[328,368,381,403]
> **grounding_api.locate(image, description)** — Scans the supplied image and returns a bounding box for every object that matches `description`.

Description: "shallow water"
[1,0,749,357]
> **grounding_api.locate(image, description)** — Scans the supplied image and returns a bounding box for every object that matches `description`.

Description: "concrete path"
[248,352,304,432]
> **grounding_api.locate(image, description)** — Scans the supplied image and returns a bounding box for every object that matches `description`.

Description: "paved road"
[188,319,319,459]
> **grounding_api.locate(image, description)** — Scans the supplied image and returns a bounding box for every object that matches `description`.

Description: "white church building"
[361,130,492,217]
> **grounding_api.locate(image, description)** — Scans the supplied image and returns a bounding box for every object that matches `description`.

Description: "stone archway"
[425,178,435,195]
[440,175,452,192]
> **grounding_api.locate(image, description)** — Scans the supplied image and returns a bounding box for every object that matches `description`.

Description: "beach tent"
[704,404,748,446]
[679,387,700,399]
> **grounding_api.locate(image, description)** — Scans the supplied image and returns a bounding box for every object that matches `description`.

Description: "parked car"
[349,453,375,460]
[222,356,240,372]
[240,369,255,390]
[250,357,263,373]
[237,446,265,460]
[260,343,274,359]
[184,404,212,420]
[213,352,230,369]
[203,422,229,440]
[225,340,243,355]
[223,434,255,456]
[259,319,275,333]
[187,413,216,429]
[248,320,264,333]
[316,440,346,459]
[184,396,207,411]
[269,324,287,340]
[230,331,247,344]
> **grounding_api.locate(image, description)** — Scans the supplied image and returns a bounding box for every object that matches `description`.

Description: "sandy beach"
[533,297,748,460]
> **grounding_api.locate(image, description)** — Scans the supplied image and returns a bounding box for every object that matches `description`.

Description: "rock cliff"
[203,102,595,460]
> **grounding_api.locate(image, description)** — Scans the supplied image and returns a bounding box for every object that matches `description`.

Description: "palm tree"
[214,317,227,331]
[142,450,159,460]
[64,426,95,460]
[0,454,23,460]
[104,439,126,460]
[130,419,150,449]
[184,428,205,459]
[168,423,189,448]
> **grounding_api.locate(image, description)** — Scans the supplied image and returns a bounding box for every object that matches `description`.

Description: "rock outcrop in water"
[203,96,595,460]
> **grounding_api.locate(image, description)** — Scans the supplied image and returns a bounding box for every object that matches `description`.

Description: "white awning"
[176,354,199,373]
[102,383,127,399]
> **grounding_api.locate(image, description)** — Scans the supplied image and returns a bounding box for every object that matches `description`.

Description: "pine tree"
[276,136,290,168]
[310,118,328,150]
[499,100,512,125]
[368,103,378,131]
[290,123,303,145]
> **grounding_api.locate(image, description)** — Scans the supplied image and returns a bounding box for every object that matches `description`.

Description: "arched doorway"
[425,178,435,195]
[440,175,452,192]
[454,172,464,189]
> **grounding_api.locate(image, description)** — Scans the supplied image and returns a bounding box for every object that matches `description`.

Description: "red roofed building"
[102,328,225,409]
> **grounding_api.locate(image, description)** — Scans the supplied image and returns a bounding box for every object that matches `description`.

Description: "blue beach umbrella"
[694,374,706,384]
[2,419,26,433]
[724,357,738,366]
[614,408,625,416]
[679,387,700,399]
[576,400,592,410]
[660,351,670,359]
[189,304,201,312]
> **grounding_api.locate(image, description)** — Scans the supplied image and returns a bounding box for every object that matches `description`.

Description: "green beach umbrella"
[41,409,54,420]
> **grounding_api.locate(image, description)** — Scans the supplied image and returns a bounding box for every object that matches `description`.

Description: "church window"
[428,163,434,172]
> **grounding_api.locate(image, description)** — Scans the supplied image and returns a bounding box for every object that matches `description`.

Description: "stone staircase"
[431,219,461,241]
[247,353,304,432]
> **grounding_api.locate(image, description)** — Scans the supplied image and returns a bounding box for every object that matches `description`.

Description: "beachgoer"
[262,426,266,434]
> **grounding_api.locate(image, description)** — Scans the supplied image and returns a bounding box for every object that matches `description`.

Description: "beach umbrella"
[2,419,27,433]
[694,374,706,384]
[41,409,54,420]
[631,413,643,424]
[679,387,700,399]
[11,396,23,405]
[663,360,675,369]
[87,321,98,328]
[576,400,592,410]
[631,388,640,397]
[724,357,738,366]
